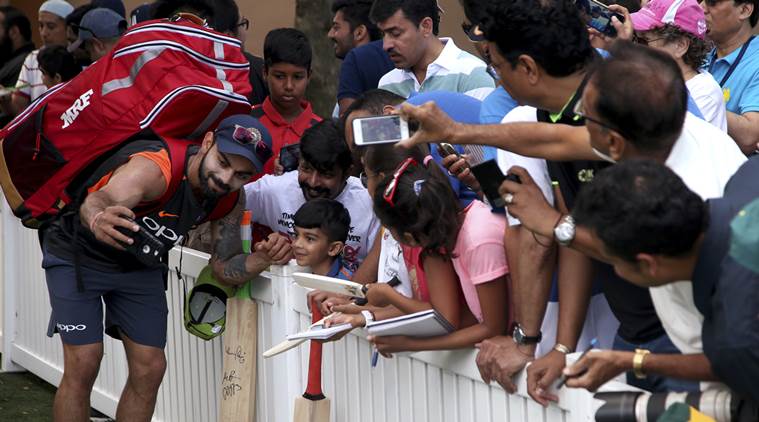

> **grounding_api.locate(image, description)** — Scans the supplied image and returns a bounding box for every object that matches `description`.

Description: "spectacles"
[573,97,632,139]
[237,18,250,31]
[461,22,484,42]
[383,158,418,207]
[230,124,273,163]
[632,33,668,46]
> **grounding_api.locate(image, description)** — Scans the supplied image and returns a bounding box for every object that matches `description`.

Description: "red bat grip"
[304,299,325,399]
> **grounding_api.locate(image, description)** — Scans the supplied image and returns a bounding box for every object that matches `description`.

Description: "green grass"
[0,372,56,421]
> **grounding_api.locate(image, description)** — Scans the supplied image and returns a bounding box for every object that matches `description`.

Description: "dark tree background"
[295,0,340,118]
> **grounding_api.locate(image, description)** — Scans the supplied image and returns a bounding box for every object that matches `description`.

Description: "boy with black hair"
[38,44,80,88]
[251,28,321,177]
[292,198,353,279]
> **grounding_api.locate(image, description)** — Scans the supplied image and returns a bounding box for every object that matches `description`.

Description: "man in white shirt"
[245,120,380,271]
[370,0,494,100]
[9,0,72,115]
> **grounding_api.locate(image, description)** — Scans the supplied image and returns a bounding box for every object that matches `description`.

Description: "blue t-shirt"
[479,86,518,124]
[706,37,759,115]
[406,91,483,205]
[337,40,395,101]
[327,256,354,280]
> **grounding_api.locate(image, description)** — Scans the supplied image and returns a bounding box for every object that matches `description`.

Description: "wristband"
[360,310,375,327]
[553,343,572,354]
[633,348,650,379]
[89,211,105,233]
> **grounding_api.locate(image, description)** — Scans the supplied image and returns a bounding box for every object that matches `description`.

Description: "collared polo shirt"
[377,38,494,100]
[706,37,759,115]
[337,40,394,101]
[251,97,321,176]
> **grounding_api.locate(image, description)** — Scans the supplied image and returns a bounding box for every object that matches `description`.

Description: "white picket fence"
[0,201,635,422]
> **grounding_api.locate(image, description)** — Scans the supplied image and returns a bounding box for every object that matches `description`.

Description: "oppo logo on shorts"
[57,323,87,332]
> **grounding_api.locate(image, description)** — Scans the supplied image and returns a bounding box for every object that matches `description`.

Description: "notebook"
[286,322,354,341]
[292,272,365,298]
[365,309,455,337]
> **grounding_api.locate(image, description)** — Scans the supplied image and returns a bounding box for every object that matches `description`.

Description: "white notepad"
[366,309,455,337]
[286,323,353,341]
[292,272,365,298]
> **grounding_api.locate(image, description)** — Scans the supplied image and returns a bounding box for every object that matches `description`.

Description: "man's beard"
[299,180,331,200]
[199,152,231,200]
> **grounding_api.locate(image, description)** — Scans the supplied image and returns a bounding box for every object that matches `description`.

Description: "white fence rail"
[1,202,631,421]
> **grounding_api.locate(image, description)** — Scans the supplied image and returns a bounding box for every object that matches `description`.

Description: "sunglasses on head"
[383,157,418,207]
[230,124,273,163]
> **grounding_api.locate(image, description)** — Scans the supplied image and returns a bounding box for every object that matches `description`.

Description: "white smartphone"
[352,115,410,146]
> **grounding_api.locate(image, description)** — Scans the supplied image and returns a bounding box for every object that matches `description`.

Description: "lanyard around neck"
[709,35,755,87]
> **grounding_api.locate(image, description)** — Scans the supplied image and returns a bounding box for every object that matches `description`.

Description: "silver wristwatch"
[554,215,576,246]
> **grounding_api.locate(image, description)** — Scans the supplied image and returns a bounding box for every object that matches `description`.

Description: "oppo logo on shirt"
[60,89,94,129]
[142,216,185,245]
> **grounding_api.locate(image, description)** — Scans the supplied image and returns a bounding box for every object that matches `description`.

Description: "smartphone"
[470,160,521,209]
[352,115,410,146]
[575,0,624,37]
[437,143,459,157]
[279,143,300,173]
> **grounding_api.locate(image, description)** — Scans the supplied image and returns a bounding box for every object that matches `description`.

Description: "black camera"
[279,143,300,173]
[116,218,166,267]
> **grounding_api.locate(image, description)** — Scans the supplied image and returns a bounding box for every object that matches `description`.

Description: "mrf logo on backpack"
[60,89,94,129]
[0,15,254,229]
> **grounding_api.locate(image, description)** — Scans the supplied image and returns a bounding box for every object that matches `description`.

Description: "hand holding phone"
[470,159,517,209]
[352,115,410,146]
[575,0,625,37]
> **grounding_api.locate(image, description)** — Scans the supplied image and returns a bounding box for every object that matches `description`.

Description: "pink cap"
[631,0,707,39]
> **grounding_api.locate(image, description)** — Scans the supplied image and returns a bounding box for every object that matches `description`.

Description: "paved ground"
[0,368,113,421]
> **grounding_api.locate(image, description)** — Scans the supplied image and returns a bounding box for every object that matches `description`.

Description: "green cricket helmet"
[184,265,237,340]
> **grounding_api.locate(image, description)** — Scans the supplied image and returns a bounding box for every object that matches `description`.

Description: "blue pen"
[371,347,379,368]
[557,337,597,388]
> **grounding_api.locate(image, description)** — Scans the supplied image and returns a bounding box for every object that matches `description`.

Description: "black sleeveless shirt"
[44,139,228,273]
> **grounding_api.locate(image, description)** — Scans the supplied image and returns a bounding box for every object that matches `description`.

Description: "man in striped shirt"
[8,0,72,117]
[370,0,494,100]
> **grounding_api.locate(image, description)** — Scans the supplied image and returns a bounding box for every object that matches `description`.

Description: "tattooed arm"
[209,192,293,285]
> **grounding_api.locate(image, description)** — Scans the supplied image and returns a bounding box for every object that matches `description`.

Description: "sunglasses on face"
[383,157,418,207]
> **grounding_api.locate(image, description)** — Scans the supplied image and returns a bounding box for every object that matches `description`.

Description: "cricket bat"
[292,300,330,422]
[219,211,258,422]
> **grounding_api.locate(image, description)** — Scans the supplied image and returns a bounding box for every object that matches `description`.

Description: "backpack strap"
[133,138,192,216]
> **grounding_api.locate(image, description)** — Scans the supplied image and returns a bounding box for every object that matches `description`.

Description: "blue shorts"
[42,250,168,348]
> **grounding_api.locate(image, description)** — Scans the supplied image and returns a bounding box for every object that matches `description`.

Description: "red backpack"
[0,16,252,228]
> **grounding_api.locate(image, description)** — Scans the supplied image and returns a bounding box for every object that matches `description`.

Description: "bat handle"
[304,298,325,399]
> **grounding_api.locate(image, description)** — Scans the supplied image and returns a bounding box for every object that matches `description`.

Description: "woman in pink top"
[368,156,511,354]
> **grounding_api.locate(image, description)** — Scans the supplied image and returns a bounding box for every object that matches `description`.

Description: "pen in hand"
[557,337,598,389]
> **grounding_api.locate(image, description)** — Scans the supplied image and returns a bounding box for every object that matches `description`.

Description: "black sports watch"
[512,323,542,345]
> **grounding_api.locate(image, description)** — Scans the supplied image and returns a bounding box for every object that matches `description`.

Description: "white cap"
[39,0,74,19]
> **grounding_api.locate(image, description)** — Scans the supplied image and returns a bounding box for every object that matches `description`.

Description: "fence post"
[1,201,25,372]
